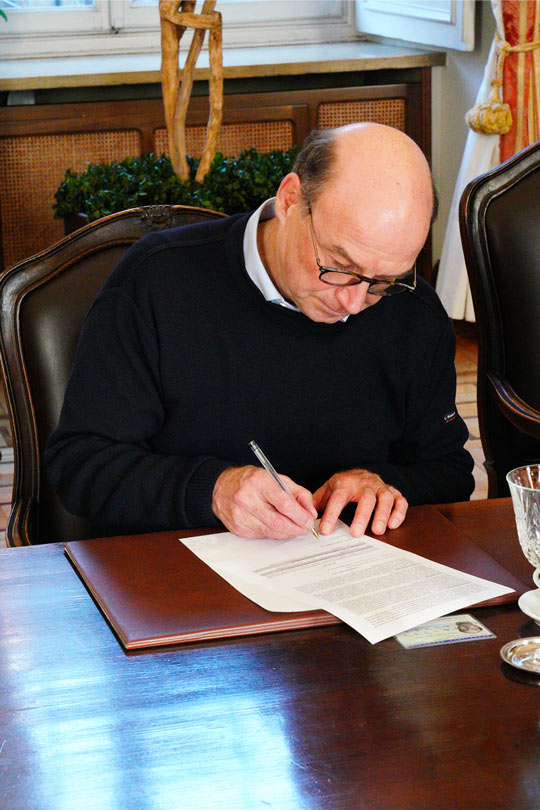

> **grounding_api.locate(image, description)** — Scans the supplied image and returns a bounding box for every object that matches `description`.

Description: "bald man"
[46,124,474,540]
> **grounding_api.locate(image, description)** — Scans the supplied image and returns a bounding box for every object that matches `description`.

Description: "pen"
[249,440,319,540]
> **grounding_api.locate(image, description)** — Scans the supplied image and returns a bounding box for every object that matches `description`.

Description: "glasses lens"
[319,271,362,287]
[370,271,416,296]
[320,269,416,293]
[370,282,403,296]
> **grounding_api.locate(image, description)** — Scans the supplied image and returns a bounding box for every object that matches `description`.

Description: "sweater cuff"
[184,456,235,528]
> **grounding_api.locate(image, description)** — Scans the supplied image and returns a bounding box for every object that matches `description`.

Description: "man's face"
[273,193,420,325]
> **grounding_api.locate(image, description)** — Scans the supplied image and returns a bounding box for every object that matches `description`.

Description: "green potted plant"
[53,146,299,234]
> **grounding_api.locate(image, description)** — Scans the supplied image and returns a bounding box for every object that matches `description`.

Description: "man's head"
[263,123,435,323]
[291,126,438,221]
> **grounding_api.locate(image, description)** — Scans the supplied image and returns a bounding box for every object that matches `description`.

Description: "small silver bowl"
[500,637,540,674]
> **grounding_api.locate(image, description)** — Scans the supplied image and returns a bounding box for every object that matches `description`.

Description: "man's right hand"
[211,465,317,539]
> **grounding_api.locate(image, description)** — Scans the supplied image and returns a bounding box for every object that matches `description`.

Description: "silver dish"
[500,637,540,674]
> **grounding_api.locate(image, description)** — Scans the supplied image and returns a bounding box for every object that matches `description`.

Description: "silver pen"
[249,440,319,540]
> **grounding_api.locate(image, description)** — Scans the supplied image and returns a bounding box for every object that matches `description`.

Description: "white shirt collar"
[243,198,300,312]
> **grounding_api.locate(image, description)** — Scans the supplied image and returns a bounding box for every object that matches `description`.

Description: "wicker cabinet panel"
[0,130,141,268]
[317,98,406,131]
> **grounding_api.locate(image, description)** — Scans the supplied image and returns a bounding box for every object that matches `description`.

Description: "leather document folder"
[64,505,528,650]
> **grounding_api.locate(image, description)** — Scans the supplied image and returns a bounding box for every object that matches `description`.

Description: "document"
[180,522,513,644]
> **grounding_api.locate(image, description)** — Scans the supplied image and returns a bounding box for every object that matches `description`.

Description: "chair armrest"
[488,372,540,440]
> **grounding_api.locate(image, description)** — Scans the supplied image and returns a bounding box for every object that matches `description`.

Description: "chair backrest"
[459,140,540,498]
[0,204,226,545]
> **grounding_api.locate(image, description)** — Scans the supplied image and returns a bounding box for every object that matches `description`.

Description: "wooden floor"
[0,321,487,548]
[0,414,12,546]
[453,320,488,500]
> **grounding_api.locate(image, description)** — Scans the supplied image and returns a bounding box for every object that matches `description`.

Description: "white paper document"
[180,522,513,644]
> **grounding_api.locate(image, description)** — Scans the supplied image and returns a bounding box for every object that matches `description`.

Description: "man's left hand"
[312,469,408,538]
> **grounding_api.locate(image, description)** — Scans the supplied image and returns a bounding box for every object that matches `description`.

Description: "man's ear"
[274,173,302,220]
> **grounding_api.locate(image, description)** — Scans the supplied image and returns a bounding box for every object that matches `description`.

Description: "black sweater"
[45,213,474,534]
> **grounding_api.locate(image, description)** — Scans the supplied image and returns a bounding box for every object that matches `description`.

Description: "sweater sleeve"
[362,323,475,505]
[45,286,232,535]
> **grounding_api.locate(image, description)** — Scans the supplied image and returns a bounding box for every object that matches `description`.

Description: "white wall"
[431,1,496,262]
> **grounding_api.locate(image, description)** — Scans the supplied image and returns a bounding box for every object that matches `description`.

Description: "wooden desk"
[1,499,539,810]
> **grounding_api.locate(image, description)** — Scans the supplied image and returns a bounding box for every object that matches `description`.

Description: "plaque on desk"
[64,505,528,650]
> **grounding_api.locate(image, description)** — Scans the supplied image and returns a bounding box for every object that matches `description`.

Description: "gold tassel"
[465,33,540,136]
[465,101,513,135]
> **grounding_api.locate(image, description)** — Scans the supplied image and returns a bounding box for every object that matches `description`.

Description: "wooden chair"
[460,140,540,498]
[0,204,226,546]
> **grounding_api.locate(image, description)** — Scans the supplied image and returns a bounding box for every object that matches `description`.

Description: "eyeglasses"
[308,207,416,296]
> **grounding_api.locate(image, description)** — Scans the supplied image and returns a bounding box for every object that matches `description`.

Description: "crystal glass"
[507,465,540,587]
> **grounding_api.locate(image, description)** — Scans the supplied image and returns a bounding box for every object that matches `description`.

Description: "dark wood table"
[1,498,539,810]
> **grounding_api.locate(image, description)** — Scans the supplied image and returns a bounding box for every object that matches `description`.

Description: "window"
[354,0,475,51]
[0,0,357,59]
[0,0,110,36]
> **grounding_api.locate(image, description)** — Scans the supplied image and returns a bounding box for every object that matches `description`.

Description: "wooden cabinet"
[0,65,434,280]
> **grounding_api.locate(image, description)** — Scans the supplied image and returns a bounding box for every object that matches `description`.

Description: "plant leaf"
[52,147,300,221]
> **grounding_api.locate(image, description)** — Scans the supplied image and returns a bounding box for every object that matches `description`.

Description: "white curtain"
[436,0,504,322]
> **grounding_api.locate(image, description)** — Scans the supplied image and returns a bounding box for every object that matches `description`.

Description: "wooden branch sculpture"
[159,0,223,183]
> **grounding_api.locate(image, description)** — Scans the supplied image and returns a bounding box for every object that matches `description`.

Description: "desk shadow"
[500,661,540,686]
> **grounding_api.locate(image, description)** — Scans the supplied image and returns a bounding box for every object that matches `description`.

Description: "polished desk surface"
[1,499,539,810]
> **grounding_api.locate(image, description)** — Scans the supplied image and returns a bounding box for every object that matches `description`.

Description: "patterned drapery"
[499,0,540,160]
[436,0,540,322]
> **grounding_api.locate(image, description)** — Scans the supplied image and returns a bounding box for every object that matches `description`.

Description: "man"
[46,123,474,540]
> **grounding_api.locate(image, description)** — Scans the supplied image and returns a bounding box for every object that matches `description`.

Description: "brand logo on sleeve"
[443,411,457,423]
